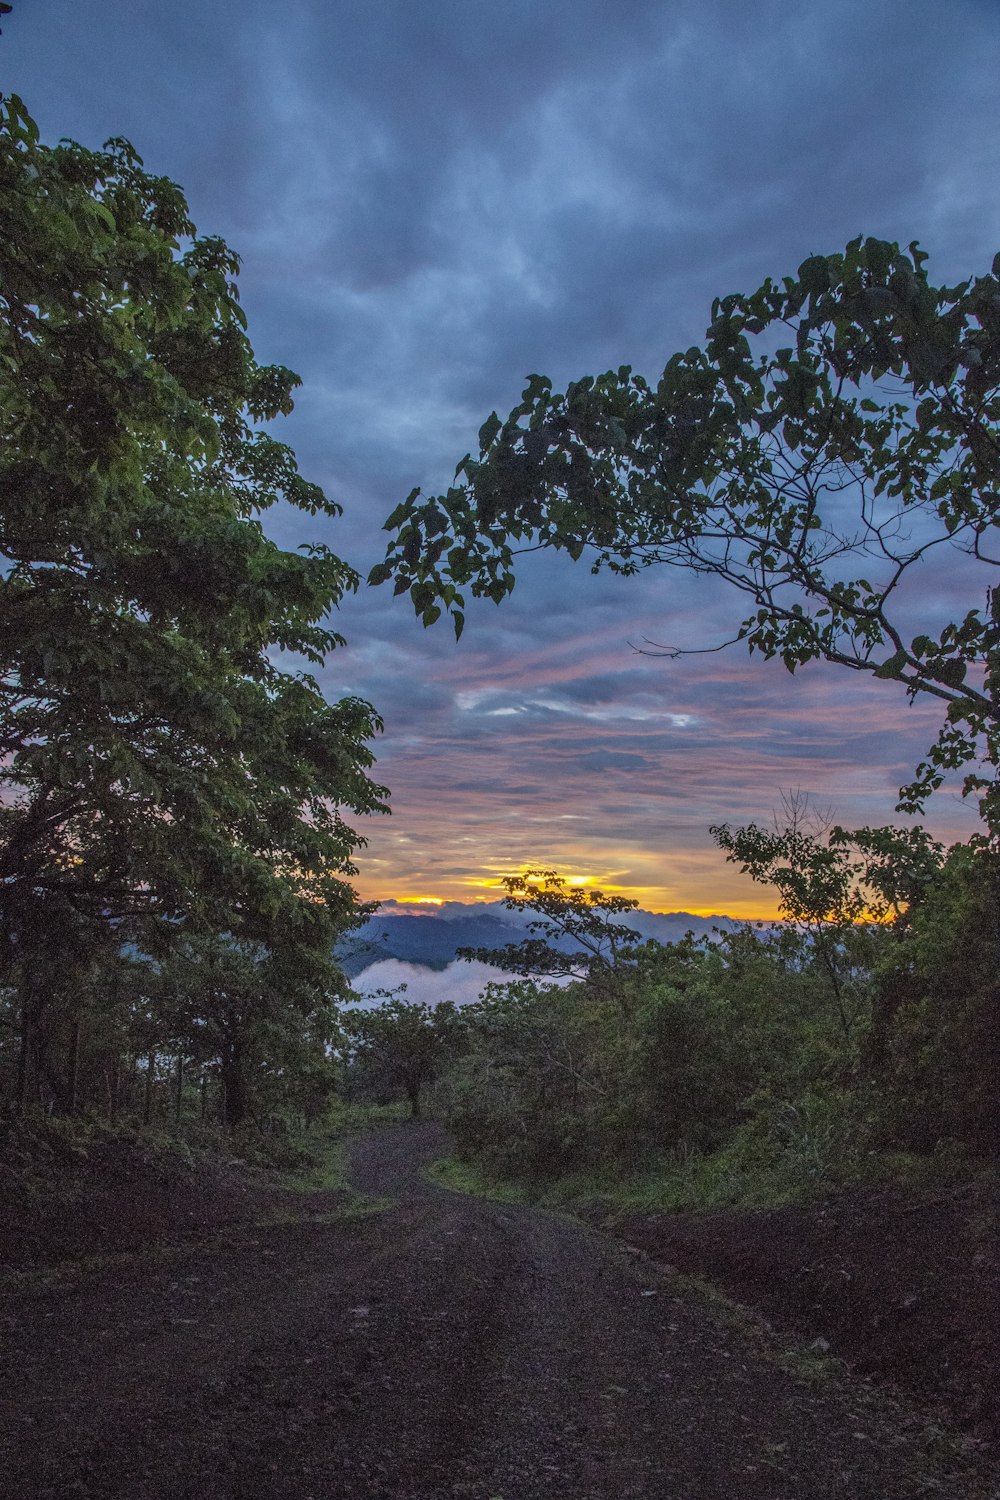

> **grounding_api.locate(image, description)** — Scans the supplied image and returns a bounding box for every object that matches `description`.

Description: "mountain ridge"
[338,904,740,979]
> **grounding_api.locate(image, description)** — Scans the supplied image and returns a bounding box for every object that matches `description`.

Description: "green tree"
[4,891,116,1116]
[869,841,1000,1152]
[374,237,1000,827]
[156,934,344,1131]
[711,810,943,1038]
[0,94,387,1018]
[457,868,645,1010]
[343,997,463,1117]
[443,978,611,1175]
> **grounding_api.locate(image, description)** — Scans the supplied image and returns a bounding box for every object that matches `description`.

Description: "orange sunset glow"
[347,614,975,921]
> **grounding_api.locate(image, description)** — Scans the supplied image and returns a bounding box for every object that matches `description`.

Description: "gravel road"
[0,1122,979,1498]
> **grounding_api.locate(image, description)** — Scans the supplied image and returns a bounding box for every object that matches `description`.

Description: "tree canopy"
[374,238,1000,829]
[342,997,462,1118]
[0,93,387,973]
[457,868,645,1001]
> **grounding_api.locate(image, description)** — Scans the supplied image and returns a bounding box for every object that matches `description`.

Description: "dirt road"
[0,1123,980,1498]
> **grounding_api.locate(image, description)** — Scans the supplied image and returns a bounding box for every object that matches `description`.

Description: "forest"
[2,89,997,1212]
[345,823,998,1208]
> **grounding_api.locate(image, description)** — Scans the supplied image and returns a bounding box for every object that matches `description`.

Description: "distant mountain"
[338,913,528,978]
[337,903,738,979]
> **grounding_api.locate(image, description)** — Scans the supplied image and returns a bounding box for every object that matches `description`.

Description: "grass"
[257,1196,394,1228]
[271,1131,395,1221]
[274,1132,348,1193]
[432,1128,992,1220]
[324,1098,412,1135]
[0,1187,395,1298]
[271,1111,424,1220]
[426,1148,860,1393]
[428,1146,992,1495]
[424,1155,531,1204]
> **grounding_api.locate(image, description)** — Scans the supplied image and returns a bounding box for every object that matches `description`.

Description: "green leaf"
[478,411,502,452]
[933,658,967,688]
[0,97,386,1021]
[365,235,1000,837]
[873,650,909,679]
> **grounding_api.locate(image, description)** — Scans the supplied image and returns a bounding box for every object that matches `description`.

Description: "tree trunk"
[220,1055,249,1130]
[107,1052,121,1123]
[66,1016,81,1115]
[14,973,34,1117]
[174,1054,184,1126]
[143,1050,155,1125]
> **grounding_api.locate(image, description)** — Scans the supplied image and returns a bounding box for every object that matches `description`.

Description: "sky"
[6,1,999,916]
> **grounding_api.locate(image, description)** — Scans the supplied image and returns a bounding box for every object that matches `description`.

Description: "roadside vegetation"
[367,222,1000,1435]
[392,842,998,1436]
[374,220,1000,1215]
[381,823,997,1209]
[0,1098,408,1282]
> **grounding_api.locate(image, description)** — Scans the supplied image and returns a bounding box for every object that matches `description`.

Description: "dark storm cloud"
[7,0,997,907]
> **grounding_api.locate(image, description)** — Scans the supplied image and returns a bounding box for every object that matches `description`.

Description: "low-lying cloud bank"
[348,958,524,1010]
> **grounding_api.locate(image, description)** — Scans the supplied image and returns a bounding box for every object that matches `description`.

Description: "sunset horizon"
[356,886,784,922]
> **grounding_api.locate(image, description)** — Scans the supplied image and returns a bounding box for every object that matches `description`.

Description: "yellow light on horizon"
[355,862,786,921]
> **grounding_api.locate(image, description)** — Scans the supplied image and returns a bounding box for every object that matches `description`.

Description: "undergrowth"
[432,1127,985,1218]
[425,1155,530,1204]
[0,1106,356,1221]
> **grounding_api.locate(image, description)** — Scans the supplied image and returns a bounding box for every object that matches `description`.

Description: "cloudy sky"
[7,1,999,914]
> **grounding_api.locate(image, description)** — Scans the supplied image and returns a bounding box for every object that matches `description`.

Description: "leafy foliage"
[152,934,346,1130]
[376,237,1000,827]
[0,92,387,953]
[711,809,943,1037]
[0,95,385,1125]
[342,998,464,1117]
[437,822,995,1196]
[457,868,645,1004]
[870,842,1000,1153]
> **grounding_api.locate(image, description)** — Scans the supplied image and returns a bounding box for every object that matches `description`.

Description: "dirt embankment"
[0,1125,284,1270]
[582,1177,999,1447]
[1,1122,995,1499]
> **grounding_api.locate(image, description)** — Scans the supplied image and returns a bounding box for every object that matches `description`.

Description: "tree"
[457,868,645,1008]
[0,93,387,1007]
[373,237,1000,828]
[342,998,462,1117]
[155,933,344,1131]
[711,807,943,1038]
[444,978,614,1175]
[867,841,1000,1153]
